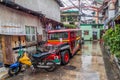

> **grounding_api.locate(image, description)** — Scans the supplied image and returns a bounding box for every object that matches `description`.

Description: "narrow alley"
[1,0,120,80]
[6,41,116,80]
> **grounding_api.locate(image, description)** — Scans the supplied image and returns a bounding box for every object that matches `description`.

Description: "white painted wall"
[108,10,115,20]
[0,4,45,57]
[0,5,43,36]
[14,0,61,22]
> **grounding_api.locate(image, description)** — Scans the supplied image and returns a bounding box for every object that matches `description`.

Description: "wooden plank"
[1,36,7,64]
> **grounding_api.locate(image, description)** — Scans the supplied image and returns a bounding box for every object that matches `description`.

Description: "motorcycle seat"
[32,52,50,59]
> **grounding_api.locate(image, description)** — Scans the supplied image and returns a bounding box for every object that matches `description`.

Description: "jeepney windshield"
[48,32,68,40]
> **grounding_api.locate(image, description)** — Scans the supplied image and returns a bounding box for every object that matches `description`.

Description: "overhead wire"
[61,0,74,11]
[68,0,96,23]
[61,0,69,7]
[61,0,98,23]
[68,0,86,23]
[68,0,84,14]
[61,0,80,22]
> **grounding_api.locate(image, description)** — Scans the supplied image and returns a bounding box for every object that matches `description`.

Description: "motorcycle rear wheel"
[45,61,56,72]
[8,66,21,76]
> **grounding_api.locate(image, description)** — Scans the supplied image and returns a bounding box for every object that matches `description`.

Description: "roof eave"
[0,0,44,17]
[55,0,64,7]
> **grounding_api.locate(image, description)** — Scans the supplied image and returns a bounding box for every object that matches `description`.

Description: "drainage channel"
[101,45,120,80]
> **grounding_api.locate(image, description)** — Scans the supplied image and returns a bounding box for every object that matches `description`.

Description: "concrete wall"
[14,0,61,22]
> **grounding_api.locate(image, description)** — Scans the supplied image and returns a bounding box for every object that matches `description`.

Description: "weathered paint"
[0,0,62,64]
[14,0,61,22]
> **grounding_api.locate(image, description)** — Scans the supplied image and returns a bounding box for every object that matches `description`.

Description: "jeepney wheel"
[61,50,70,65]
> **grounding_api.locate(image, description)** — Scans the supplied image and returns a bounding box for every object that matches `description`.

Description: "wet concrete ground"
[6,41,117,80]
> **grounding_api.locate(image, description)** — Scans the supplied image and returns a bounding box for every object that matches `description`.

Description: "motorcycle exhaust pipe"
[37,65,51,68]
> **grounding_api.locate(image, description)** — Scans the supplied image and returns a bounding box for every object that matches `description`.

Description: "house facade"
[80,24,104,41]
[100,0,119,29]
[0,0,63,65]
[61,10,79,25]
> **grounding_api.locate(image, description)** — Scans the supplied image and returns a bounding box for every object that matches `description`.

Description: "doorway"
[93,31,97,40]
[4,36,13,64]
[0,36,3,66]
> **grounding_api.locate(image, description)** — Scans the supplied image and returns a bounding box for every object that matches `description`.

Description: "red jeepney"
[43,29,81,65]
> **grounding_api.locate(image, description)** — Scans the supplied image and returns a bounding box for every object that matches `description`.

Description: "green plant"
[64,24,77,29]
[103,24,120,58]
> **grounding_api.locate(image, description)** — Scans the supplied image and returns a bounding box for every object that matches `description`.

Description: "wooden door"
[0,36,3,64]
[4,36,14,64]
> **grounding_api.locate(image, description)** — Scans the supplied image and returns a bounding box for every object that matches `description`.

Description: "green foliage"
[103,24,120,58]
[64,24,77,29]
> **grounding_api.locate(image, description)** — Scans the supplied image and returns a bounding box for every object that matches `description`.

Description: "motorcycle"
[31,50,57,72]
[8,50,57,76]
[8,51,32,76]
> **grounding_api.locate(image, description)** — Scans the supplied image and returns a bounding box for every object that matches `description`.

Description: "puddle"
[63,65,76,70]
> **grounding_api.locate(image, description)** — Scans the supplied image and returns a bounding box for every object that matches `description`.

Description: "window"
[67,16,73,21]
[61,16,66,22]
[72,16,78,22]
[48,32,68,40]
[25,26,36,42]
[69,22,75,25]
[84,30,89,35]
